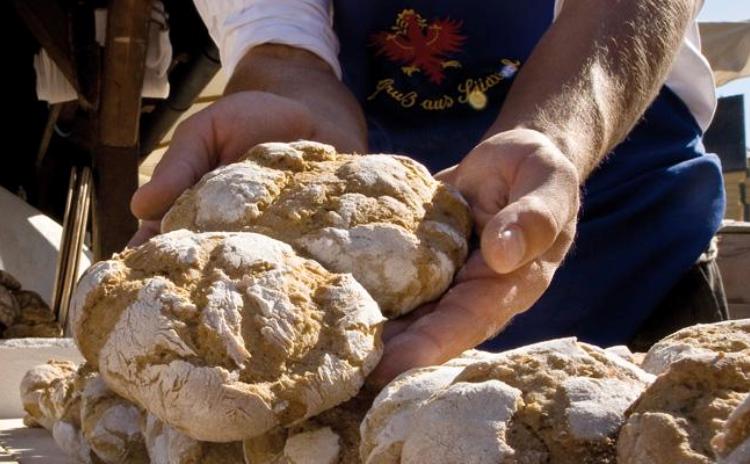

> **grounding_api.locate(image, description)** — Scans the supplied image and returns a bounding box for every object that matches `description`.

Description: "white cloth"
[193,0,340,78]
[35,2,172,104]
[194,0,717,130]
[699,21,750,87]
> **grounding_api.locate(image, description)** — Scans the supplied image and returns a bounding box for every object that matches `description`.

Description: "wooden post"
[92,0,153,259]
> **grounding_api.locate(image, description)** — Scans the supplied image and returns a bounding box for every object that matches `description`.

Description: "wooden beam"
[91,0,153,258]
[98,0,153,147]
[91,146,139,260]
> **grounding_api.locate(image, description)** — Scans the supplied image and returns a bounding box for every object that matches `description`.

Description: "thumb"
[131,117,215,221]
[481,148,579,274]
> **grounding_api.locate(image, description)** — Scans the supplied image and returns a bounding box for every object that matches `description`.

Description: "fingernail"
[499,224,526,269]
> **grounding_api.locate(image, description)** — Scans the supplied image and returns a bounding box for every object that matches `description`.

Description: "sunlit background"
[700,0,750,142]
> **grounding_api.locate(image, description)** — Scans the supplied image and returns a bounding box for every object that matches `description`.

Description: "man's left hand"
[368,128,581,386]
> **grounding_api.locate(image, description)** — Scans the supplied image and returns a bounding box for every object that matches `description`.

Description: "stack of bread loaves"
[19,140,750,463]
[21,319,750,463]
[39,141,471,462]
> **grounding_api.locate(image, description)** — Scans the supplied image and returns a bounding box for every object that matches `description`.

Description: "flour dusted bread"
[360,350,494,463]
[20,361,99,463]
[70,230,385,442]
[641,319,750,375]
[1,277,62,337]
[362,339,651,464]
[142,414,244,464]
[3,289,62,337]
[161,140,472,318]
[243,392,373,464]
[712,393,750,464]
[80,375,149,463]
[618,353,750,464]
[20,360,78,430]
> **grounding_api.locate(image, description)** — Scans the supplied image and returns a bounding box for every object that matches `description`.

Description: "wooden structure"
[14,1,220,326]
[16,0,153,260]
[717,220,750,320]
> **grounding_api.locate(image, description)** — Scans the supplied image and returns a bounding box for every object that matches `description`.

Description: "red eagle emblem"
[371,9,466,85]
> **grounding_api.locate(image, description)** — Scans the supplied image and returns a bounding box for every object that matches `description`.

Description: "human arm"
[369,0,699,384]
[130,1,364,243]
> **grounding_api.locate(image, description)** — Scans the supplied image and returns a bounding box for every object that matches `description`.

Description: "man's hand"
[129,91,316,245]
[129,44,367,246]
[368,129,580,386]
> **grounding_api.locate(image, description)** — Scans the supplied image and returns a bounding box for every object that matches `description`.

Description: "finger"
[131,118,215,221]
[481,148,579,274]
[127,220,161,248]
[433,165,458,183]
[381,302,438,342]
[368,261,553,387]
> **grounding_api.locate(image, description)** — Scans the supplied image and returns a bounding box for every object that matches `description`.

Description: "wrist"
[481,126,586,183]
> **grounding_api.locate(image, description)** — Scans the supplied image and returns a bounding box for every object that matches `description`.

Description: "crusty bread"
[618,353,750,464]
[20,362,99,463]
[70,230,385,442]
[243,392,374,464]
[362,339,651,464]
[20,360,78,430]
[641,319,750,375]
[80,375,149,463]
[1,287,62,338]
[161,140,472,318]
[712,392,750,464]
[142,414,244,464]
[360,350,494,463]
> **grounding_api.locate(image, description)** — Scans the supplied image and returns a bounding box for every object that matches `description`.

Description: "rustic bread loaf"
[618,353,750,464]
[70,230,385,442]
[142,414,244,464]
[161,140,472,318]
[20,360,78,430]
[360,350,493,463]
[22,362,99,463]
[2,286,61,338]
[642,319,750,375]
[362,339,651,464]
[80,375,149,464]
[712,392,750,464]
[243,392,373,464]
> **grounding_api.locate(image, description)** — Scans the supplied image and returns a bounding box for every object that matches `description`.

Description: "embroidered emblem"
[370,9,466,85]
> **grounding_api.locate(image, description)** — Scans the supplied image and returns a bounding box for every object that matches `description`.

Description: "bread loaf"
[161,141,472,318]
[70,230,385,442]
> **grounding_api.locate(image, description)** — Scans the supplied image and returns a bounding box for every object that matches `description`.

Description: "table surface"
[0,419,71,464]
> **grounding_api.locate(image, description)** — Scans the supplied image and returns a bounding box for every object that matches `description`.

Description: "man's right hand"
[129,91,316,246]
[129,44,368,247]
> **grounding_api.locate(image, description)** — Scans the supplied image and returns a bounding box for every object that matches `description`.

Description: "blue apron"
[332,0,725,349]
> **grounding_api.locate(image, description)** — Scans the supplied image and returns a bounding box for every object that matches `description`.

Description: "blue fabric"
[333,0,554,168]
[482,88,725,350]
[331,1,725,349]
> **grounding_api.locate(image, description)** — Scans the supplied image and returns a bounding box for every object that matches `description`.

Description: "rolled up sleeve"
[193,0,340,78]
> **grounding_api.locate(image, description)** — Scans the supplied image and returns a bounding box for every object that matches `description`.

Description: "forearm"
[489,0,696,179]
[226,44,367,153]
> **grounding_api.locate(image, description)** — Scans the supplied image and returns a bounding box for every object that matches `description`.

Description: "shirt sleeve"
[193,0,341,79]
